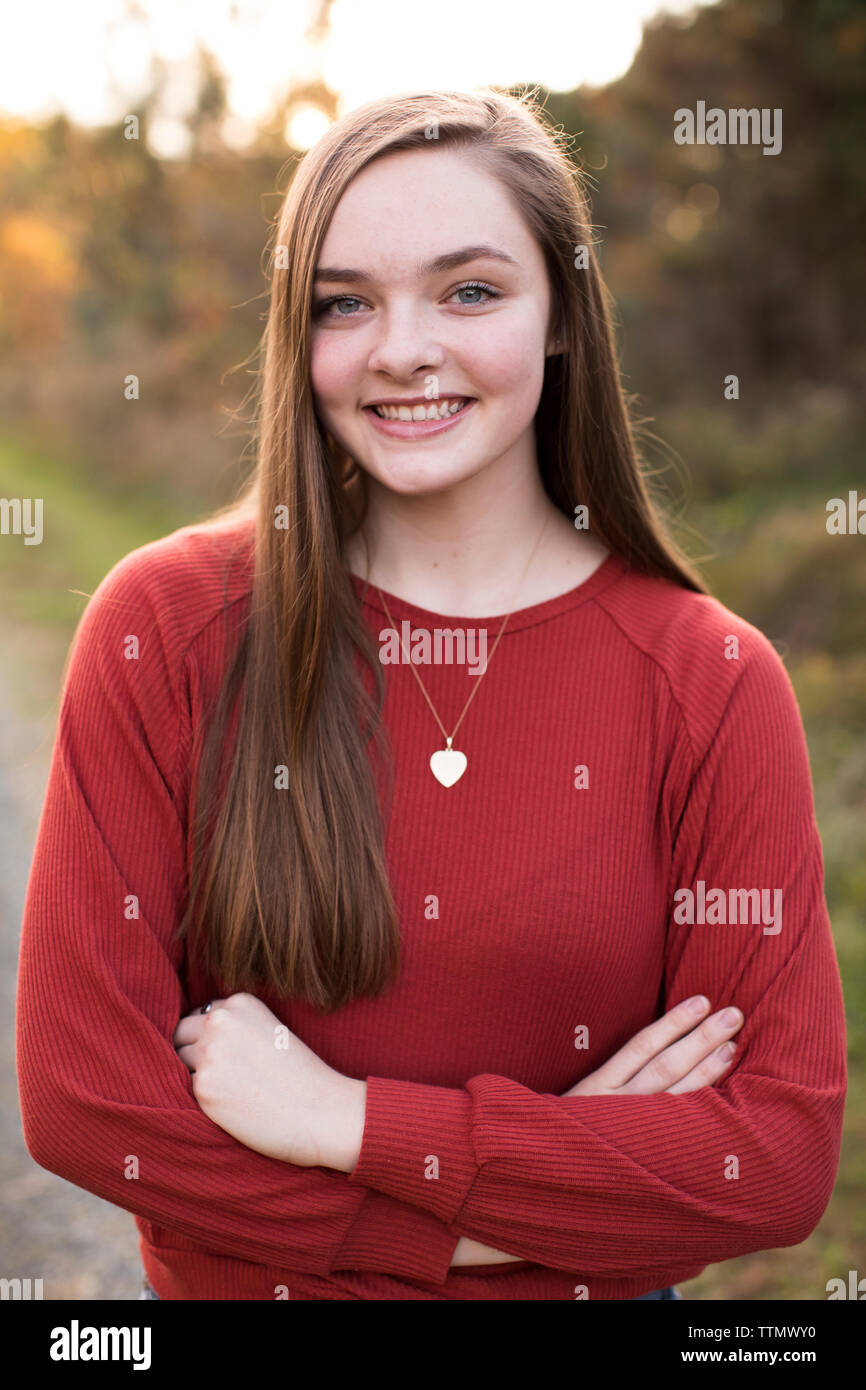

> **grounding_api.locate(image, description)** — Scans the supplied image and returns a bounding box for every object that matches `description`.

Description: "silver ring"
[200,1002,213,1014]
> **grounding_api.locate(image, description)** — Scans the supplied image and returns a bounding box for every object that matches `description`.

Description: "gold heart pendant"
[429,746,468,787]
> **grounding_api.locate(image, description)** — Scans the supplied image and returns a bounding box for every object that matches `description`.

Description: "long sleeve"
[347,636,847,1282]
[15,550,458,1285]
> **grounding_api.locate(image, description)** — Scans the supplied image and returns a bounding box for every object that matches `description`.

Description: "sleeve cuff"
[347,1075,479,1223]
[331,1189,460,1284]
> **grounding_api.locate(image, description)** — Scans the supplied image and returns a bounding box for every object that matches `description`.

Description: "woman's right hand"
[562,994,744,1097]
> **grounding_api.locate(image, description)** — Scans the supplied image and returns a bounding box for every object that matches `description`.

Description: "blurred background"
[0,0,863,1299]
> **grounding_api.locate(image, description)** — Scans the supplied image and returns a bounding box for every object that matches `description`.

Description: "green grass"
[0,435,197,629]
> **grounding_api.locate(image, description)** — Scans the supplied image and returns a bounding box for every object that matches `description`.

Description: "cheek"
[460,320,546,401]
[309,333,360,410]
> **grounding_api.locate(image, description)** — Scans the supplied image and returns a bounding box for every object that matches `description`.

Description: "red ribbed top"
[16,515,846,1299]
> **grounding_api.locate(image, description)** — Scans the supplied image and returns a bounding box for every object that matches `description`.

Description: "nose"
[366,302,445,379]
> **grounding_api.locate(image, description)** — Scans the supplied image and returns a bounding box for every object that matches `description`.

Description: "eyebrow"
[313,244,521,284]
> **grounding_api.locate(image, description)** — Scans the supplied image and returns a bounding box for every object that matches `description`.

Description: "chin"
[364,459,484,496]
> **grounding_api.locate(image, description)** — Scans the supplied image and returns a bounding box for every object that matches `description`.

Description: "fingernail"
[720,1042,737,1060]
[721,1007,743,1027]
[688,995,710,1014]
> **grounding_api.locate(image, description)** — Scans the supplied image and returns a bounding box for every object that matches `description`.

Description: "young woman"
[17,88,846,1302]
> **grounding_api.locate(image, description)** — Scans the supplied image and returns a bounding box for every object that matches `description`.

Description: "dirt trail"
[0,619,141,1300]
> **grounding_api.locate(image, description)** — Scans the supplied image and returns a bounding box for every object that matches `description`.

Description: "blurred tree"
[545,0,866,406]
[0,211,77,350]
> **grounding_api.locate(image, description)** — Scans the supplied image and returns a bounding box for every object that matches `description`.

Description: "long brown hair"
[178,86,707,1012]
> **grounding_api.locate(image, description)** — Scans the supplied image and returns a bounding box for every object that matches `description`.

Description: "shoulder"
[593,561,802,765]
[71,513,255,676]
[58,513,256,780]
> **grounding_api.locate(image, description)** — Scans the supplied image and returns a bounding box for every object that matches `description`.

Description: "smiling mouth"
[362,396,478,438]
[368,397,474,421]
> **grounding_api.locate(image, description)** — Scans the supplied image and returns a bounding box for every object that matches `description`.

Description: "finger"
[623,1007,744,1095]
[665,1041,738,1094]
[591,995,713,1089]
[174,1042,198,1073]
[172,1017,205,1047]
[172,1000,226,1047]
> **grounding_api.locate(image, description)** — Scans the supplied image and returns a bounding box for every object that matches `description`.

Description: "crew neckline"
[348,549,628,632]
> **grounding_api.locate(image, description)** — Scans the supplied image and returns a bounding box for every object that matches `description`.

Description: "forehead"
[317,146,540,275]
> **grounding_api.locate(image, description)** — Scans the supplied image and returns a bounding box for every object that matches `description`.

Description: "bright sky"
[0,0,717,156]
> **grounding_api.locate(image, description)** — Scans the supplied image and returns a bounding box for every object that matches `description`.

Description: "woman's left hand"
[173,993,366,1170]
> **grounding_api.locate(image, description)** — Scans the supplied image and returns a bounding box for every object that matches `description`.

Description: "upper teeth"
[372,398,469,420]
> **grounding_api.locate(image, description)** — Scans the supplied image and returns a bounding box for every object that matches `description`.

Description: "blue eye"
[314,295,363,317]
[312,280,500,319]
[451,281,499,306]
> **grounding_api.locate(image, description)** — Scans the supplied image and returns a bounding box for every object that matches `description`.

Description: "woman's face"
[309,146,559,499]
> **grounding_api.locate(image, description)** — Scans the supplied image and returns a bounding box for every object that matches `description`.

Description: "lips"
[366,397,474,419]
[363,396,478,438]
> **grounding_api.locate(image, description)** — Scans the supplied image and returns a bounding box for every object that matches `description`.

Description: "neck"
[344,464,596,616]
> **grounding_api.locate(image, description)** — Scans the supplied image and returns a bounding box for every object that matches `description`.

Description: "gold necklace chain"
[374,512,551,785]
